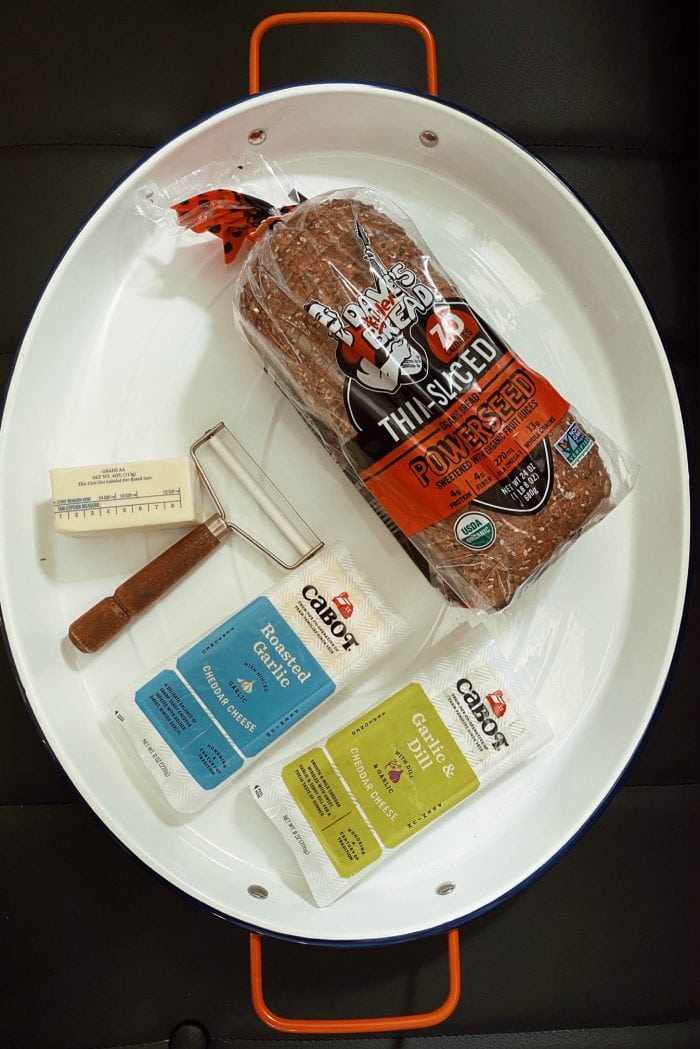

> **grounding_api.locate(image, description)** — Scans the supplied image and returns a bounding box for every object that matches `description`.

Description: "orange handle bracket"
[249,10,438,97]
[249,928,460,1034]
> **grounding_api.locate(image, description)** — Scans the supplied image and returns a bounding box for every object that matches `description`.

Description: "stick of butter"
[50,458,201,534]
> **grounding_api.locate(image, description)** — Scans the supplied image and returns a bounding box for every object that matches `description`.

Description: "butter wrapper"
[51,458,201,534]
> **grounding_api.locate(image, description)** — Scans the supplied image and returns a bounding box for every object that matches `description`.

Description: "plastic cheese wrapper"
[250,626,553,906]
[111,543,410,813]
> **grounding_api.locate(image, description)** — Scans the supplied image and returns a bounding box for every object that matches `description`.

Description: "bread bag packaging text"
[227,187,638,612]
[251,627,552,906]
[112,543,410,813]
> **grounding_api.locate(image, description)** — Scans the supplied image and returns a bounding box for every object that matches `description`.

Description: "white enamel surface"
[0,85,689,943]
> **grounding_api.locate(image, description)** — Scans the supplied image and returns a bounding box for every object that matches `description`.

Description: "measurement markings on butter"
[54,489,185,519]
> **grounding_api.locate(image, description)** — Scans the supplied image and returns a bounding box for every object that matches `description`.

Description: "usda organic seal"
[454,511,496,551]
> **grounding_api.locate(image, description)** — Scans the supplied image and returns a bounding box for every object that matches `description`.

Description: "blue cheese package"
[112,543,410,812]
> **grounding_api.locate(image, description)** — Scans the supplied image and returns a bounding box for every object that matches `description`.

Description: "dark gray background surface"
[1,2,697,1048]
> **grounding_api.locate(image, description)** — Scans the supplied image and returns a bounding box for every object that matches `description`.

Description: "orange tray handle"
[249,927,460,1035]
[249,10,438,97]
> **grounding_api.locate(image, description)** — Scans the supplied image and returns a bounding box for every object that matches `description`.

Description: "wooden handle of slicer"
[68,516,227,653]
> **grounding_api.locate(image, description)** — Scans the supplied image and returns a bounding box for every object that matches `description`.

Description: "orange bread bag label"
[306,220,569,536]
[359,351,569,535]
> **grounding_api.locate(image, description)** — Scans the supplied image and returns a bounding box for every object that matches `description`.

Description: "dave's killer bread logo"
[305,220,570,537]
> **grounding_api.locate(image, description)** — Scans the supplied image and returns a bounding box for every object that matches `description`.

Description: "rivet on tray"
[419,129,439,147]
[248,884,269,899]
[248,128,267,145]
[435,881,456,895]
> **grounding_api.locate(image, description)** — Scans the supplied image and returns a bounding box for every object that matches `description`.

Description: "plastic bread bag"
[250,625,553,906]
[160,179,638,611]
[133,151,306,242]
[111,542,410,814]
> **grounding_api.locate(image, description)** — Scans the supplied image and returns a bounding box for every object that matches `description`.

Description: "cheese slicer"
[68,422,323,653]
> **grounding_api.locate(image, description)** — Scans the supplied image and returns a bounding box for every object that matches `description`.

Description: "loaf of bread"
[235,191,614,610]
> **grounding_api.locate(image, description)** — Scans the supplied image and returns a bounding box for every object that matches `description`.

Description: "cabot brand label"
[254,629,554,903]
[326,683,479,850]
[119,543,409,814]
[177,596,335,759]
[306,221,567,536]
[133,562,369,778]
[282,682,480,878]
[134,596,335,770]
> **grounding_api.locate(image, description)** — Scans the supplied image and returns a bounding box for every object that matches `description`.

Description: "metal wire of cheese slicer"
[68,422,323,653]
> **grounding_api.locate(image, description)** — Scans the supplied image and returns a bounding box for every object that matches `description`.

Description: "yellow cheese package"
[250,626,552,906]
